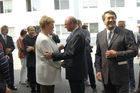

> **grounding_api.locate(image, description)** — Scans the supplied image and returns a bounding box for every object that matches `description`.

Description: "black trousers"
[86,52,96,89]
[0,83,6,93]
[104,78,129,93]
[69,80,85,93]
[27,67,40,93]
[8,62,14,87]
[40,85,54,93]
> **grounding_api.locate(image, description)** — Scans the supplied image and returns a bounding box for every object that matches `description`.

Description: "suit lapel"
[65,27,80,48]
[0,35,6,47]
[101,29,108,48]
[108,27,119,49]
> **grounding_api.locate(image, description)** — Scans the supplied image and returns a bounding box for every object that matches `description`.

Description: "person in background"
[50,32,60,44]
[77,20,97,92]
[82,25,88,30]
[23,26,40,93]
[118,21,136,93]
[17,29,27,85]
[76,20,90,86]
[95,10,137,93]
[134,26,140,93]
[0,25,17,90]
[134,26,140,57]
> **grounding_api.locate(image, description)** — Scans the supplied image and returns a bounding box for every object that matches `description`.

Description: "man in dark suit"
[45,16,87,93]
[0,25,17,90]
[94,10,137,93]
[23,26,40,93]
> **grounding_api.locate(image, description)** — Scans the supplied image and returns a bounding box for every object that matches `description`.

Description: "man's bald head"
[65,16,78,32]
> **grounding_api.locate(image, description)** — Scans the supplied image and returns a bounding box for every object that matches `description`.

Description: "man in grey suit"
[45,16,87,93]
[94,10,137,93]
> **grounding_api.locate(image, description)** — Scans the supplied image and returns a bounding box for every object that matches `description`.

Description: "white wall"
[0,0,140,44]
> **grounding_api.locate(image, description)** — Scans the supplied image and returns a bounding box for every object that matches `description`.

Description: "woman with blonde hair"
[36,15,63,93]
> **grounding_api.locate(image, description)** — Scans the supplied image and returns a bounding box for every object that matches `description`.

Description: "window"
[84,23,98,33]
[110,0,124,7]
[83,0,97,8]
[137,20,140,24]
[55,24,68,35]
[26,0,40,11]
[55,25,61,35]
[0,0,12,13]
[137,0,140,7]
[54,0,69,10]
[0,1,3,13]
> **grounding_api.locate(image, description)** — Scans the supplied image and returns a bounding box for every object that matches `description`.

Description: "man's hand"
[44,51,52,59]
[6,48,12,54]
[61,61,65,68]
[105,50,117,58]
[96,72,102,82]
[51,33,56,36]
[138,53,140,57]
[26,46,34,52]
[59,44,64,51]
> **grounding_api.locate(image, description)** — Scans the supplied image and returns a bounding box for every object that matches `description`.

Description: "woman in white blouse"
[36,15,62,93]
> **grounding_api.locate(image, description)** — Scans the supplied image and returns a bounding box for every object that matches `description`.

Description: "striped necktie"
[108,31,112,45]
[4,35,7,44]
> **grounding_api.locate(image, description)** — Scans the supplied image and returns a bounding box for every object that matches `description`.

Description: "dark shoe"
[26,83,30,87]
[31,90,36,93]
[9,86,17,90]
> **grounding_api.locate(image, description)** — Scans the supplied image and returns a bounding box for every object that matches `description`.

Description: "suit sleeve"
[94,34,102,73]
[39,39,53,62]
[9,37,15,52]
[52,33,85,61]
[116,30,138,60]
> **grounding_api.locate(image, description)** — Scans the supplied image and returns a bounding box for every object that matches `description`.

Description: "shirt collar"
[71,26,79,35]
[1,34,6,38]
[106,26,116,34]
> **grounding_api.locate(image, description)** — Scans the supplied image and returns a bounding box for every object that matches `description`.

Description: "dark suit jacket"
[23,35,37,67]
[95,26,137,85]
[52,27,88,80]
[0,34,15,63]
[52,35,60,44]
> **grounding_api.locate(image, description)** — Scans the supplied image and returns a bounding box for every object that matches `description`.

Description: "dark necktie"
[66,33,73,42]
[108,31,112,45]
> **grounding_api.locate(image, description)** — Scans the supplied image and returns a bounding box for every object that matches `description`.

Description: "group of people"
[0,10,140,93]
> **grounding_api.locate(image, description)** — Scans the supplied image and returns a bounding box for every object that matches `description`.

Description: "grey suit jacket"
[95,26,137,85]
